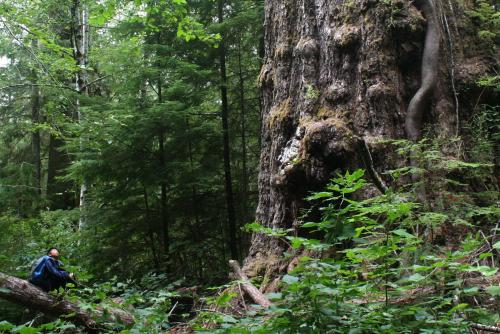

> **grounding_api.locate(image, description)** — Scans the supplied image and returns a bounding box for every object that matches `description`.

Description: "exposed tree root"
[406,0,440,141]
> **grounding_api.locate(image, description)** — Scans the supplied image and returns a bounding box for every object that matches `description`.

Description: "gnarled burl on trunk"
[243,0,493,279]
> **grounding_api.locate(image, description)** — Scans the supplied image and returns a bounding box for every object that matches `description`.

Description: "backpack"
[30,255,50,282]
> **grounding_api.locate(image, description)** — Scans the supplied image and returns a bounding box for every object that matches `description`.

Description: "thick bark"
[218,0,239,261]
[245,0,493,275]
[0,272,134,330]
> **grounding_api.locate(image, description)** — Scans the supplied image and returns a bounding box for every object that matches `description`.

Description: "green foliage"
[466,0,500,44]
[201,141,499,333]
[0,0,263,288]
[466,0,499,95]
[0,274,191,333]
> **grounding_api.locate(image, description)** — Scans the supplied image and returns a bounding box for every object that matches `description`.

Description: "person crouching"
[29,247,75,292]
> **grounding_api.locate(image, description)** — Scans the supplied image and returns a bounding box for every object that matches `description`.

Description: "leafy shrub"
[201,143,499,333]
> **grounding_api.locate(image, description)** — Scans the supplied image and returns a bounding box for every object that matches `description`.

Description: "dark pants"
[30,276,68,292]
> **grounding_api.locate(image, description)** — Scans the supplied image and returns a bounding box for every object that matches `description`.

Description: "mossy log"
[0,272,134,330]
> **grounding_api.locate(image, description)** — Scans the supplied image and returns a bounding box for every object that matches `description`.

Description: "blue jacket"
[30,256,70,291]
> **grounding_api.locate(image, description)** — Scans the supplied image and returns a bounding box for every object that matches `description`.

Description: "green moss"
[305,84,320,100]
[268,98,292,128]
[291,157,302,165]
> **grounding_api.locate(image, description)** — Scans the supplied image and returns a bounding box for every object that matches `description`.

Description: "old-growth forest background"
[0,0,498,333]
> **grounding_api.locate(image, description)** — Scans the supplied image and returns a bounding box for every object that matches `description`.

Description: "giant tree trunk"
[0,272,134,330]
[244,0,493,276]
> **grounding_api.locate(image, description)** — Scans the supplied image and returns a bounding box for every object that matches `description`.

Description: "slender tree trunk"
[47,135,74,209]
[143,188,161,271]
[218,0,239,261]
[156,56,170,257]
[245,0,494,275]
[237,40,249,226]
[186,117,201,226]
[30,68,41,196]
[159,129,169,256]
[71,0,89,229]
[138,82,161,270]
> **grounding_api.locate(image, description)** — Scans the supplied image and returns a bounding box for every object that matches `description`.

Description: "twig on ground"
[167,301,179,318]
[238,283,248,311]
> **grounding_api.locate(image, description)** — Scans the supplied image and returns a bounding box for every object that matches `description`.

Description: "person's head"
[47,247,60,259]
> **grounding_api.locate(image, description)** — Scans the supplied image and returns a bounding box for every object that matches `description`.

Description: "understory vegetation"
[1,137,499,334]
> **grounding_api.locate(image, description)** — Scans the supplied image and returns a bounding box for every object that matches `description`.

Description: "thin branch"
[147,81,159,96]
[6,20,73,57]
[0,83,75,92]
[0,184,42,190]
[356,138,388,194]
[0,19,59,84]
[167,301,179,318]
[0,18,77,112]
[238,283,248,311]
[82,75,112,89]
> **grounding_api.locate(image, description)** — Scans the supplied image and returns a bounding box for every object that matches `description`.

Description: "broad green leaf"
[287,237,304,249]
[0,288,11,294]
[216,292,237,306]
[407,273,425,282]
[306,192,333,201]
[282,275,299,284]
[0,321,14,331]
[485,285,500,296]
[392,229,415,238]
[221,315,237,323]
[464,265,498,277]
[13,326,40,334]
[448,303,469,314]
[479,252,493,259]
[266,292,282,301]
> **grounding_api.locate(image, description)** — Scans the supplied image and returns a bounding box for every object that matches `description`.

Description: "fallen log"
[229,260,272,308]
[0,272,134,330]
[470,322,500,333]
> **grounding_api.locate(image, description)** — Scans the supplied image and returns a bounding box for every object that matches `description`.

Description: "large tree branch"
[0,272,134,331]
[229,260,272,308]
